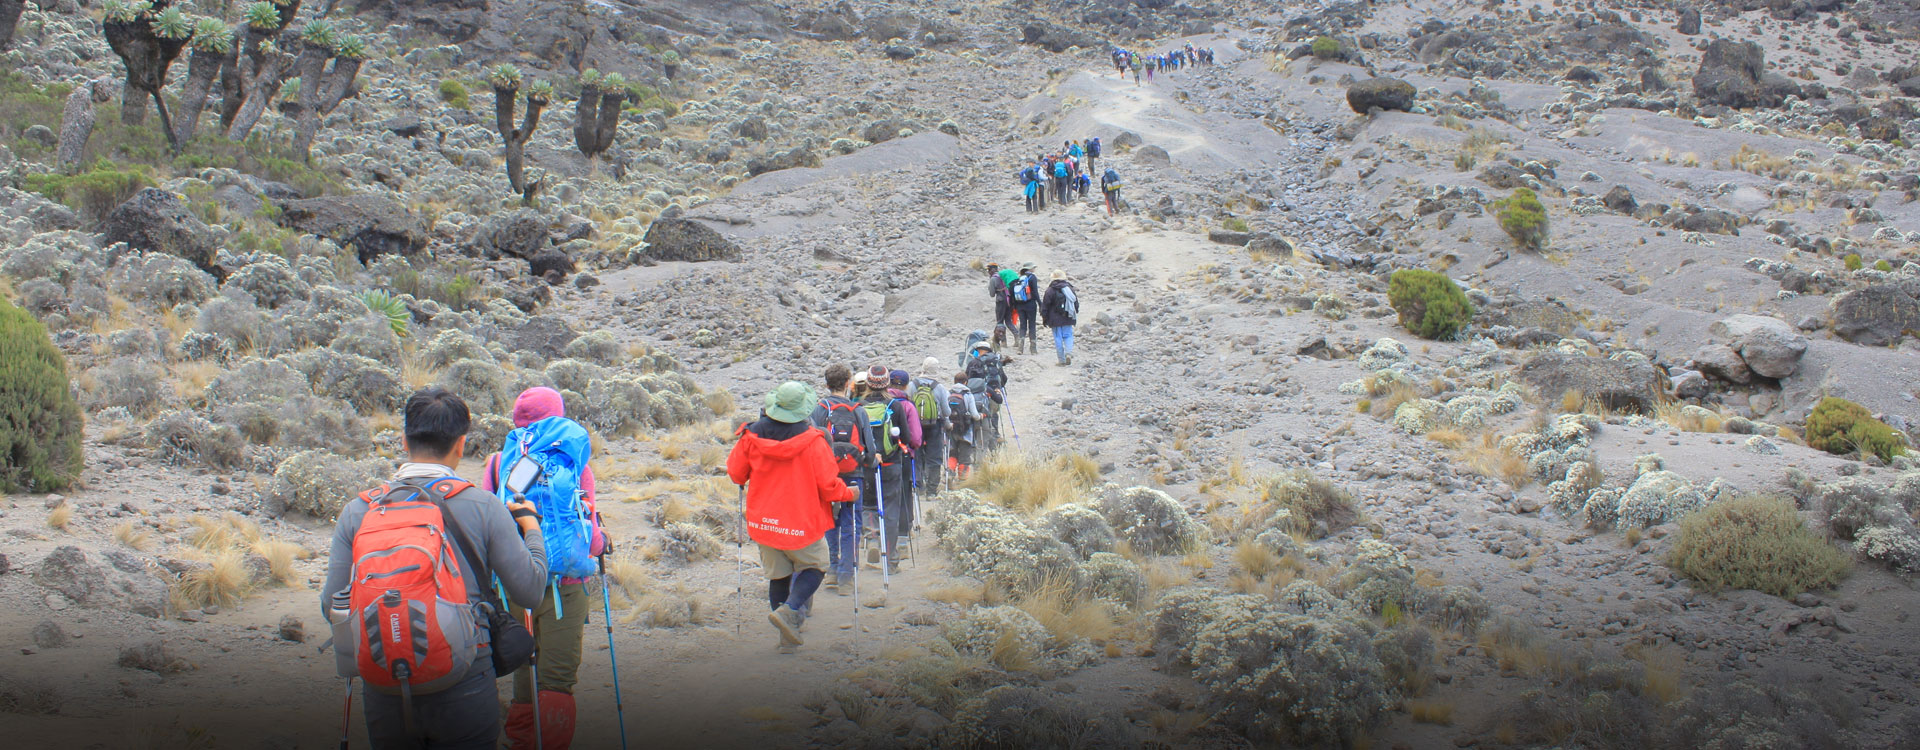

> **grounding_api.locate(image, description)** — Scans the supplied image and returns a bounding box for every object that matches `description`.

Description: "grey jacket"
[321,476,550,616]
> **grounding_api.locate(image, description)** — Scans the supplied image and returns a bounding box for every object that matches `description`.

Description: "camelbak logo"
[388,612,401,643]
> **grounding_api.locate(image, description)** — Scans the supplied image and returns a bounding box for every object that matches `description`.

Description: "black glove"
[509,505,541,522]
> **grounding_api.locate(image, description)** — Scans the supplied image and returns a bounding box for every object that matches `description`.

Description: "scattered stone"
[30,620,67,649]
[278,614,306,643]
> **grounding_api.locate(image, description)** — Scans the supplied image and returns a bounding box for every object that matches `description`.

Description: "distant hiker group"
[1112,42,1216,83]
[985,261,1079,367]
[1020,137,1124,215]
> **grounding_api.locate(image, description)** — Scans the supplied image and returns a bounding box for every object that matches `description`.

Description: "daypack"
[495,416,595,580]
[1012,275,1034,303]
[819,397,867,475]
[341,479,485,699]
[911,377,942,428]
[1089,138,1102,158]
[1053,161,1069,179]
[946,387,975,435]
[968,352,1007,390]
[862,400,900,459]
[1103,168,1120,186]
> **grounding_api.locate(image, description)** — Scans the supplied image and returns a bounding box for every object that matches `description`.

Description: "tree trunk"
[225,45,292,140]
[173,46,225,146]
[57,79,113,172]
[592,90,625,155]
[121,83,149,126]
[1,0,26,52]
[217,1,297,131]
[103,7,187,137]
[572,84,600,158]
[291,55,361,157]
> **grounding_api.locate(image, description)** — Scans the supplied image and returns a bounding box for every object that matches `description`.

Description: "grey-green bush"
[0,296,84,492]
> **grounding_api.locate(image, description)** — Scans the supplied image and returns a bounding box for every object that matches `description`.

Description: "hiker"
[808,364,873,593]
[987,262,1013,347]
[860,365,919,573]
[909,358,951,495]
[883,368,927,552]
[323,388,550,749]
[1086,136,1102,174]
[1101,166,1123,215]
[963,341,1010,453]
[476,388,605,750]
[728,381,855,653]
[945,373,985,480]
[1051,157,1071,206]
[1041,270,1080,366]
[997,264,1020,350]
[1010,264,1041,355]
[1131,59,1140,84]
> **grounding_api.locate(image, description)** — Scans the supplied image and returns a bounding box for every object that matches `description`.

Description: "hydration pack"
[819,397,867,475]
[340,479,485,700]
[910,378,942,429]
[494,416,595,580]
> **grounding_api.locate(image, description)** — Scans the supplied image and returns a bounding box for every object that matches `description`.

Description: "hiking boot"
[823,573,839,590]
[769,604,804,647]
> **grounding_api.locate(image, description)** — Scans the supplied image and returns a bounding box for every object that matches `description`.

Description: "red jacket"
[727,421,855,550]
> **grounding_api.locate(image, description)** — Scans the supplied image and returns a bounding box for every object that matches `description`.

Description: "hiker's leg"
[537,583,589,694]
[364,659,496,750]
[768,575,792,610]
[1062,326,1075,361]
[785,541,828,611]
[832,501,857,580]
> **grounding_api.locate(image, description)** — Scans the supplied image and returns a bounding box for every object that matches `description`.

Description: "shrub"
[1097,485,1206,555]
[657,522,721,565]
[1667,495,1850,597]
[81,357,168,417]
[1388,269,1476,340]
[20,160,155,221]
[438,79,470,108]
[1247,470,1359,540]
[1805,397,1908,462]
[1037,503,1117,559]
[1494,187,1549,250]
[0,297,85,492]
[1311,36,1341,59]
[1222,217,1250,233]
[264,449,391,518]
[1874,259,1894,272]
[939,686,1144,748]
[145,410,245,469]
[562,330,621,366]
[942,502,1082,592]
[1843,253,1863,271]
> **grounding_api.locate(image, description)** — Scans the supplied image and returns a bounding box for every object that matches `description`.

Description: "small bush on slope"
[1805,397,1907,462]
[1494,187,1549,250]
[1667,495,1849,598]
[1388,269,1475,340]
[0,296,85,492]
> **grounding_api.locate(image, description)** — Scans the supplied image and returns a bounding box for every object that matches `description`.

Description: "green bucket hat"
[763,381,816,424]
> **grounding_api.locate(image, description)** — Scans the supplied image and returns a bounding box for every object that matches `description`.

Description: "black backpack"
[967,352,1007,390]
[947,387,975,433]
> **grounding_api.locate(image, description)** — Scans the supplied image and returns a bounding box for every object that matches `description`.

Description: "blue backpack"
[1103,168,1121,186]
[1089,138,1101,157]
[1053,162,1069,179]
[494,416,596,580]
[1013,275,1033,302]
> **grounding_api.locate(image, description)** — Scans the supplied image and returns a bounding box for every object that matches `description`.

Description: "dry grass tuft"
[1014,580,1122,645]
[703,389,737,418]
[47,504,72,530]
[187,513,260,553]
[1654,401,1724,433]
[1408,699,1455,725]
[1426,428,1471,449]
[926,582,994,606]
[1143,560,1192,594]
[962,451,1088,513]
[252,539,307,586]
[114,520,153,551]
[170,547,251,612]
[1458,433,1531,488]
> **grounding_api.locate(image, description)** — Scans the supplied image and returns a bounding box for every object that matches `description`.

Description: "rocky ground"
[1,0,1918,748]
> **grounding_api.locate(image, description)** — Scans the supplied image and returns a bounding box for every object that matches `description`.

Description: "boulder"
[1692,39,1802,109]
[1677,8,1701,35]
[1019,21,1099,53]
[99,188,222,278]
[474,209,549,260]
[745,146,820,176]
[1830,285,1920,346]
[1208,230,1252,246]
[1859,116,1901,143]
[1110,131,1143,150]
[883,44,919,60]
[641,206,742,262]
[31,546,168,618]
[1346,77,1416,114]
[1602,185,1637,214]
[1247,233,1294,256]
[1134,145,1171,165]
[276,195,428,264]
[1710,314,1809,379]
[861,119,903,144]
[1565,66,1602,85]
[1679,209,1741,235]
[530,249,575,281]
[1518,352,1660,412]
[1691,344,1753,385]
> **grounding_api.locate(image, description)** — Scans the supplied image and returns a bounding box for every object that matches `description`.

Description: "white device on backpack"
[504,456,543,501]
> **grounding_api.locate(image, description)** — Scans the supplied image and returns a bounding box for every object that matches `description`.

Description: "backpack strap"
[407,478,504,613]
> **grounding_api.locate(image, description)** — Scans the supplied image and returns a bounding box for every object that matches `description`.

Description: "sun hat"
[763,381,816,424]
[889,369,910,387]
[972,340,992,351]
[1051,269,1066,280]
[923,356,942,372]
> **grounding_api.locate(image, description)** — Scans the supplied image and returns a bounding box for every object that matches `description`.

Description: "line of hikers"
[318,319,1064,745]
[985,261,1080,366]
[1020,138,1123,215]
[1112,42,1217,83]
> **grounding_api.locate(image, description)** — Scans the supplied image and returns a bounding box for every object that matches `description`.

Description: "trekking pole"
[874,465,890,590]
[735,483,746,636]
[907,457,920,569]
[526,609,544,750]
[596,555,629,750]
[849,479,861,640]
[1004,391,1024,450]
[338,677,354,750]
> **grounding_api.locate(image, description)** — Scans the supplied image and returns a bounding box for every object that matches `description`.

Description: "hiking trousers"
[1015,302,1038,348]
[825,497,857,580]
[362,658,498,750]
[1053,325,1075,363]
[916,428,946,494]
[509,581,590,702]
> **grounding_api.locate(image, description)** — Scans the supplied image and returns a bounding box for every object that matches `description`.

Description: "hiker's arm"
[477,453,500,495]
[582,465,606,556]
[318,507,359,619]
[484,502,548,609]
[814,438,856,505]
[727,439,752,486]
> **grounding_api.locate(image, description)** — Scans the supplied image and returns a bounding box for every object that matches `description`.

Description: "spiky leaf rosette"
[579,68,603,90]
[360,291,409,336]
[333,35,367,59]
[527,79,553,104]
[104,0,152,23]
[602,72,626,90]
[660,49,680,64]
[299,18,337,49]
[190,18,234,53]
[151,7,193,38]
[242,1,279,29]
[488,63,521,90]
